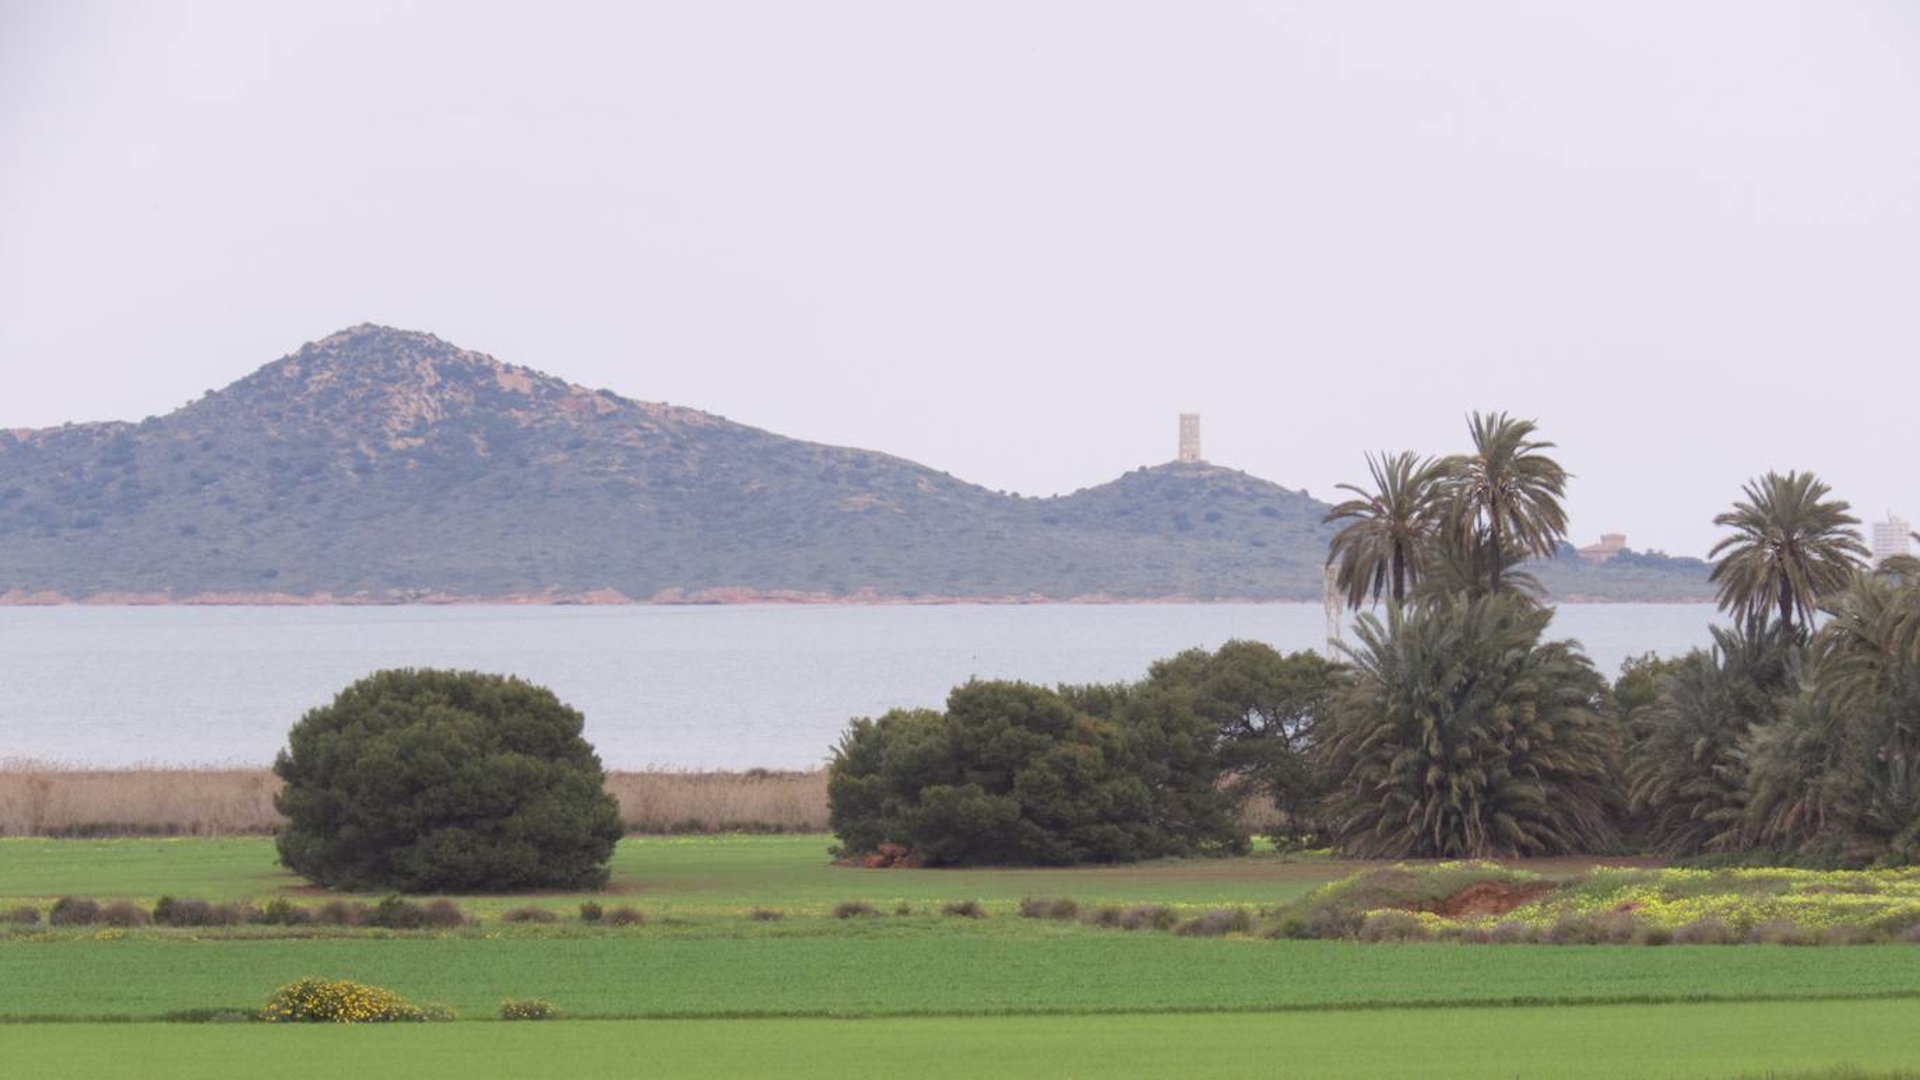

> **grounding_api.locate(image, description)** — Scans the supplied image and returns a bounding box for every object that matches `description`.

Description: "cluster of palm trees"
[1308,414,1920,864]
[1635,472,1920,863]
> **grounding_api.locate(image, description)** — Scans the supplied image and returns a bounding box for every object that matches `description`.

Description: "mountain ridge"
[0,325,1713,605]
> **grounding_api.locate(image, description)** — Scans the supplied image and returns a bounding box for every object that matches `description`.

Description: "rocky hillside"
[0,326,1712,603]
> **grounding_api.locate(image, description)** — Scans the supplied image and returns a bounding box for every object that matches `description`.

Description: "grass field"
[0,834,1359,912]
[9,1001,1920,1080]
[9,835,1920,1079]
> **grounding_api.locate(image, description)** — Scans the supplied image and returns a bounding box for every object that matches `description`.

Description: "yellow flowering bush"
[261,978,423,1023]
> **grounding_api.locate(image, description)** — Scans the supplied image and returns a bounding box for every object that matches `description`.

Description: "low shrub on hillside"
[4,904,42,925]
[941,900,986,919]
[1356,910,1429,943]
[833,900,879,919]
[1117,905,1176,932]
[261,978,429,1023]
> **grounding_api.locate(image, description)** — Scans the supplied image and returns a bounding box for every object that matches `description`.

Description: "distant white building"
[1872,515,1913,566]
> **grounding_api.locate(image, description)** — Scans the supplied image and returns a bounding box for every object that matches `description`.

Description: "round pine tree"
[273,669,624,892]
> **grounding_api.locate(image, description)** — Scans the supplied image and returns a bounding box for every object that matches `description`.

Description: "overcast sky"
[3,1,1916,557]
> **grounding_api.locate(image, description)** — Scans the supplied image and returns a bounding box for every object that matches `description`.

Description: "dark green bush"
[1018,896,1079,920]
[578,901,603,923]
[833,900,878,919]
[273,669,623,892]
[828,680,1242,867]
[940,899,986,919]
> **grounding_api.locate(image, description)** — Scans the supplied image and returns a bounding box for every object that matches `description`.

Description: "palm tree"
[1323,451,1445,608]
[1707,471,1868,630]
[1444,413,1570,595]
[1628,619,1802,855]
[1315,595,1617,858]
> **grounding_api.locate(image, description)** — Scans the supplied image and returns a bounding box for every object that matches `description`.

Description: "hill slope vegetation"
[0,326,1709,603]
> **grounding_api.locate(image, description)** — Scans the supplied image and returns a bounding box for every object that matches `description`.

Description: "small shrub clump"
[501,906,559,924]
[578,902,603,923]
[261,978,426,1023]
[1672,917,1740,945]
[1179,908,1257,938]
[893,902,914,916]
[1018,897,1079,920]
[98,901,151,928]
[261,898,315,926]
[314,900,373,927]
[1356,910,1429,943]
[49,896,100,926]
[153,897,260,927]
[1082,906,1123,929]
[500,998,559,1021]
[367,896,467,930]
[747,908,784,922]
[4,905,43,925]
[834,901,879,919]
[941,900,986,919]
[604,906,646,926]
[1117,905,1176,932]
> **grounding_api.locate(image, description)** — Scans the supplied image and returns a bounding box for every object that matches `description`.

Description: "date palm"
[1444,413,1569,595]
[1316,595,1617,858]
[1323,451,1445,608]
[1707,471,1867,630]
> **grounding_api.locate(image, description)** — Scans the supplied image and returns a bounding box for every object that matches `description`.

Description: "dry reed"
[0,761,829,838]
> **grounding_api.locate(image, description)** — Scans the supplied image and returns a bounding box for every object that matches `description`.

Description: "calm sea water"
[0,604,1721,769]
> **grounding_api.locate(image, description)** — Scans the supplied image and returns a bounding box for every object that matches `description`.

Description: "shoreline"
[0,590,1716,607]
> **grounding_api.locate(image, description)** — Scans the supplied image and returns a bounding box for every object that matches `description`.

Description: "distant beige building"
[1577,534,1628,563]
[1873,515,1913,566]
[1178,413,1201,463]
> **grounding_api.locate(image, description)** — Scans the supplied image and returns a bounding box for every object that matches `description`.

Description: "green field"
[10,1002,1920,1080]
[8,835,1920,1079]
[0,834,1355,912]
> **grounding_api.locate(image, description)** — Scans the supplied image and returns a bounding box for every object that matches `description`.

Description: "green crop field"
[9,1002,1920,1080]
[9,835,1920,1079]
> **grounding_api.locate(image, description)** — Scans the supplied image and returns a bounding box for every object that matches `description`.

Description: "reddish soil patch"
[1436,881,1556,919]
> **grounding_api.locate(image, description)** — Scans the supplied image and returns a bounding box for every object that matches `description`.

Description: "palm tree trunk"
[1488,515,1503,596]
[1391,544,1406,603]
[1779,578,1795,629]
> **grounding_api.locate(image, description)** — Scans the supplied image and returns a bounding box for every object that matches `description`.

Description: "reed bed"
[0,762,830,838]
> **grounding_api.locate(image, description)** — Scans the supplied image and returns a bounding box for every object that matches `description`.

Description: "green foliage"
[49,896,100,926]
[1324,451,1448,606]
[828,680,1237,866]
[1628,620,1802,856]
[1126,641,1338,839]
[578,901,603,923]
[272,669,623,892]
[1709,471,1868,629]
[261,977,426,1023]
[499,997,558,1021]
[1317,597,1619,858]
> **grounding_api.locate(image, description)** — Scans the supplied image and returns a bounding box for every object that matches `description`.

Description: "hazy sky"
[4,1,1916,557]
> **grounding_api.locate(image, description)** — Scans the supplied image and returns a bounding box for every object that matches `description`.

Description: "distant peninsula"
[0,325,1713,605]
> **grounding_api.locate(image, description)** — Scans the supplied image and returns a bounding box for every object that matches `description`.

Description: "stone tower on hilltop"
[1178,413,1201,463]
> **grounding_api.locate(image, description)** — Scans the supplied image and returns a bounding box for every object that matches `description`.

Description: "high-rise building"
[1872,515,1913,566]
[1178,413,1201,463]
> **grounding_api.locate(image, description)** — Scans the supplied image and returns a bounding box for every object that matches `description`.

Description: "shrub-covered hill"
[0,325,1712,603]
